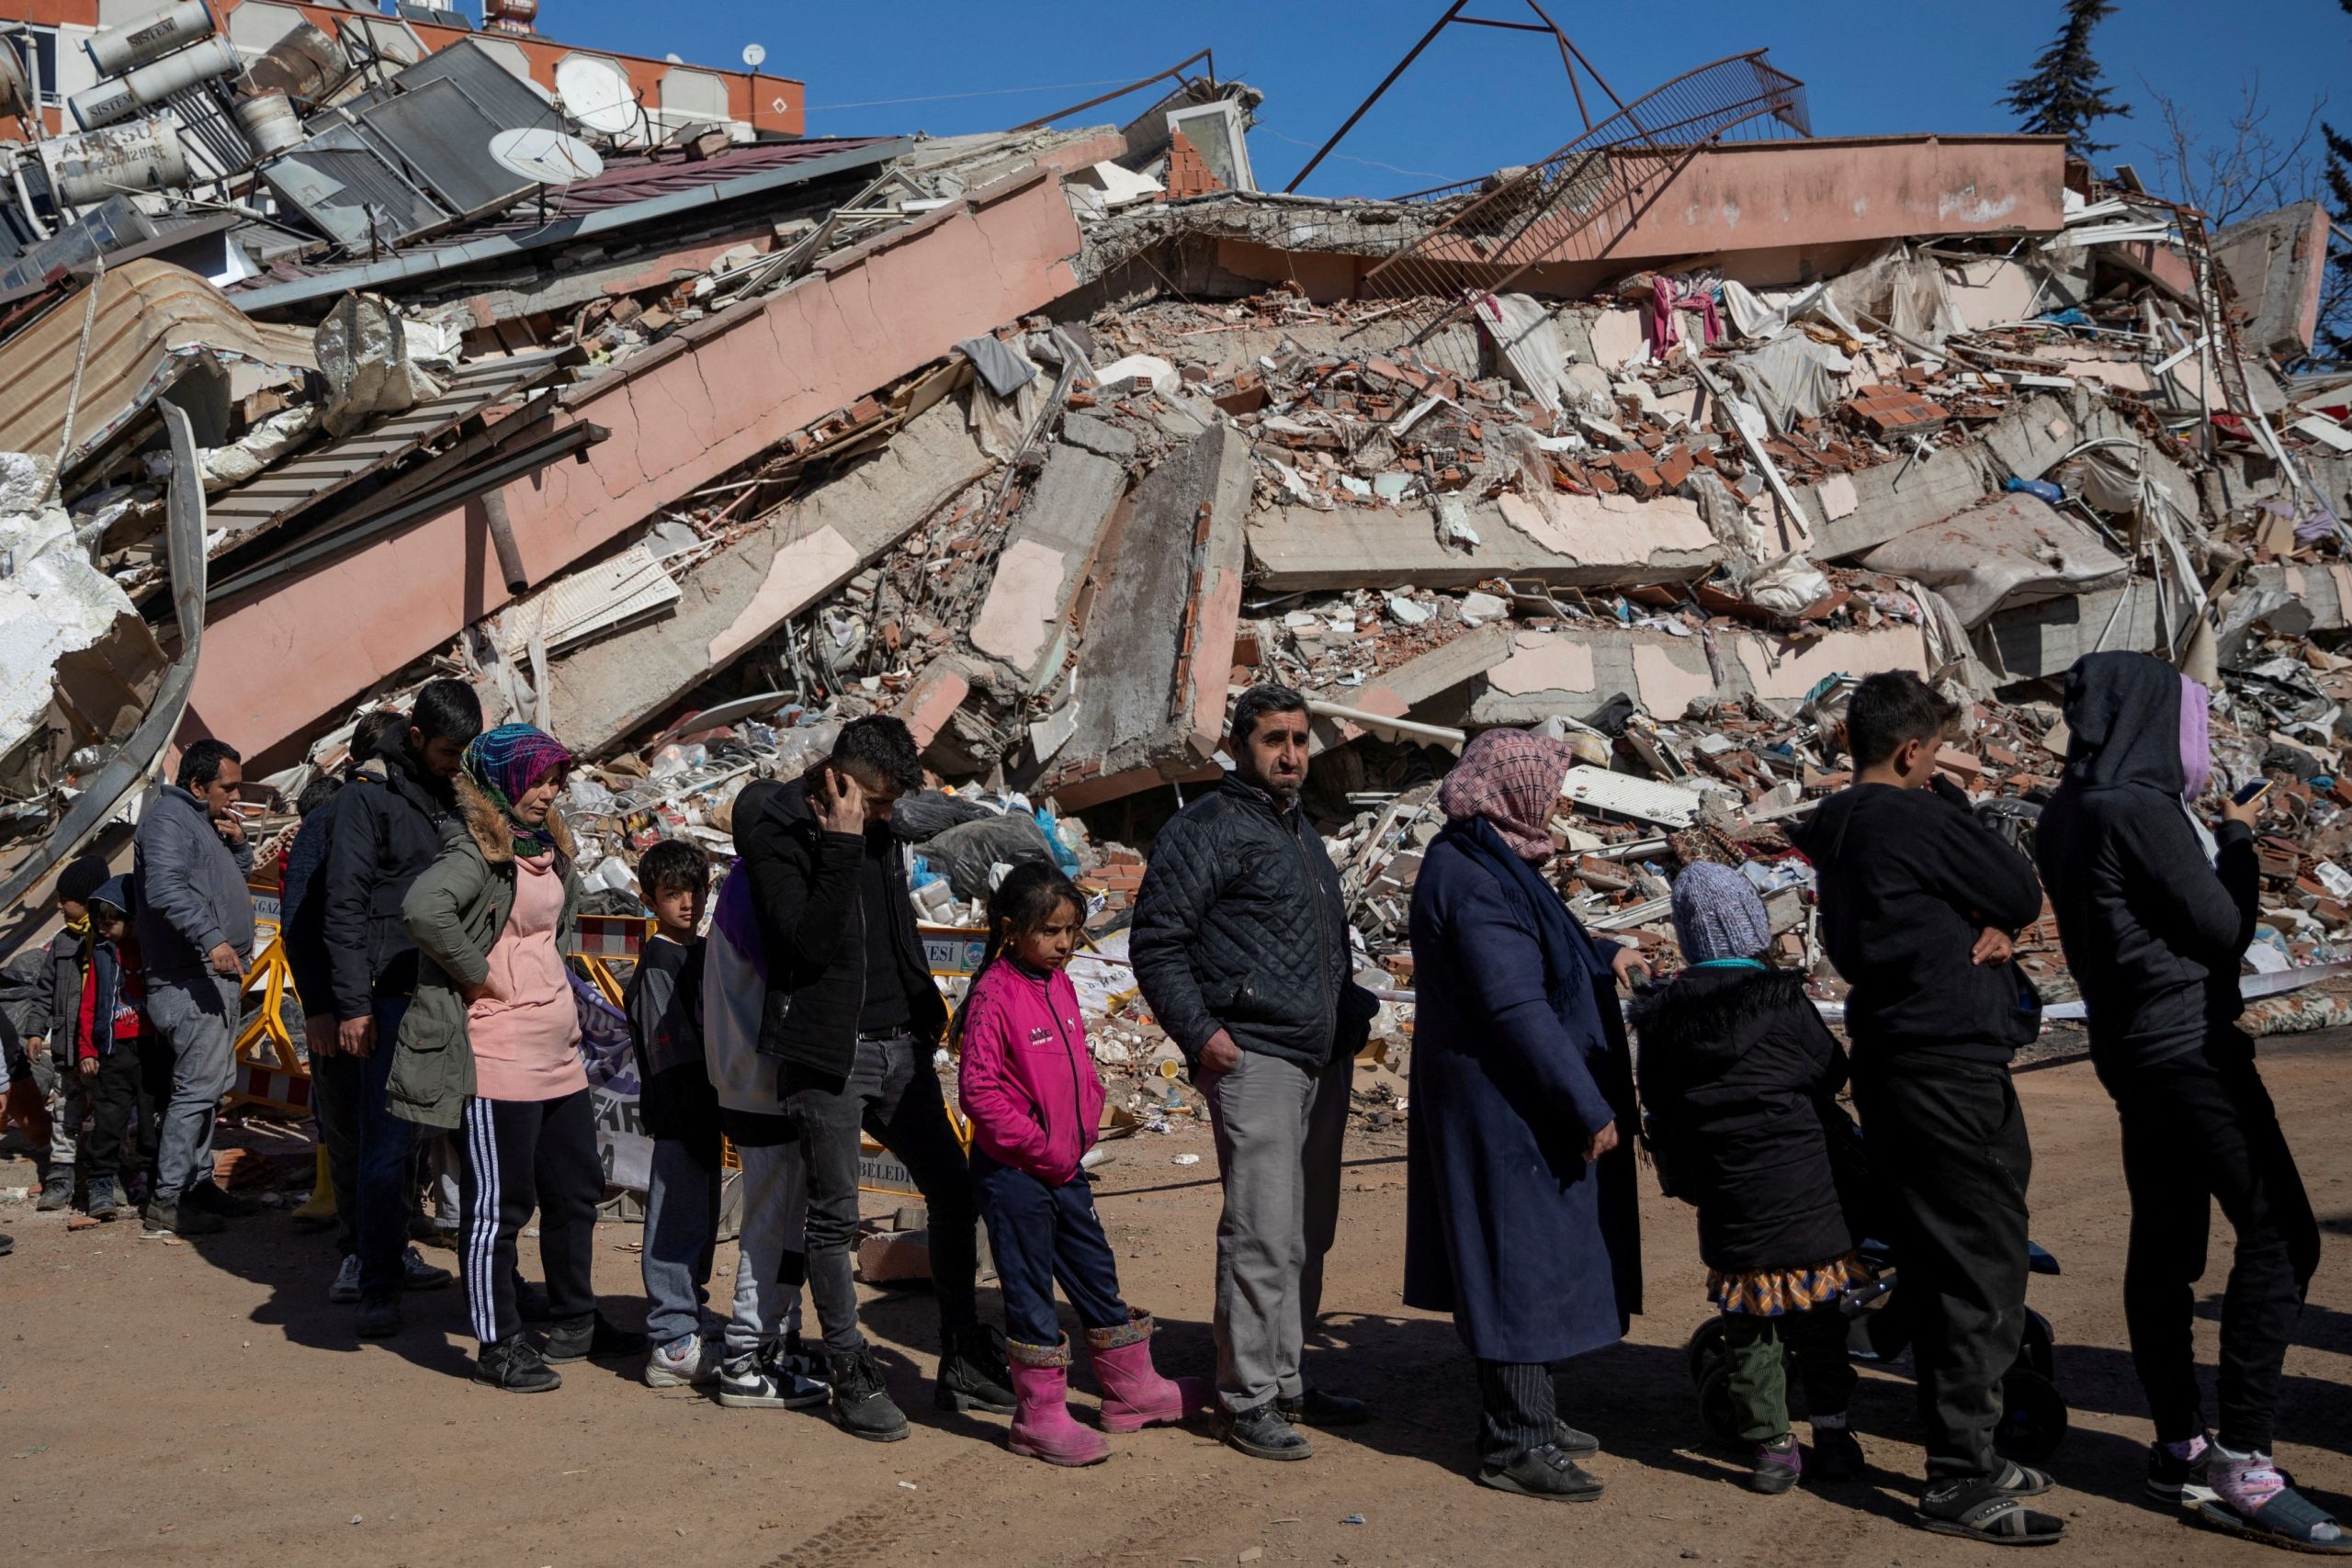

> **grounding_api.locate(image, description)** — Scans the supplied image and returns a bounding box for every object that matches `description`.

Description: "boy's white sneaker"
[645,1333,718,1389]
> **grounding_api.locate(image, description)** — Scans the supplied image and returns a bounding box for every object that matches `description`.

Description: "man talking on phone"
[734,716,1012,1443]
[2039,651,2331,1550]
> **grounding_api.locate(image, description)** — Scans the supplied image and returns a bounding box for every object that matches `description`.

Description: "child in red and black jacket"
[73,878,172,1222]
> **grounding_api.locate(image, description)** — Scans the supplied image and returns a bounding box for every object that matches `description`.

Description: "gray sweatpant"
[1203,1048,1352,1414]
[148,974,240,1199]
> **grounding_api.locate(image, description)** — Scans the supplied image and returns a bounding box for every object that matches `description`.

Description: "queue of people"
[2,658,2335,1554]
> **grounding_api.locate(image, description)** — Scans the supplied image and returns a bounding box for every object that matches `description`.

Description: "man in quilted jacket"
[1133,684,1381,1462]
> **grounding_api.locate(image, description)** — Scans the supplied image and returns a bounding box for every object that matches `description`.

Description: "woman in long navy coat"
[1405,728,1646,1503]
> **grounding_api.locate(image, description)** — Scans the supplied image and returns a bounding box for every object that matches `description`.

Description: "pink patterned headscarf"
[2177,673,2211,804]
[1438,728,1579,863]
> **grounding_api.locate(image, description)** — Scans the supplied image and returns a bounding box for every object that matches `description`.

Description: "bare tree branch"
[2138,70,2325,225]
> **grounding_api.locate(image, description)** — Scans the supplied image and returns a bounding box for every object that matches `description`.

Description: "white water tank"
[68,34,241,130]
[85,0,216,78]
[44,119,192,204]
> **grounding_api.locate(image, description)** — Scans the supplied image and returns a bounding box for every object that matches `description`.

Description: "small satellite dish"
[741,43,766,68]
[489,126,605,186]
[554,53,639,137]
[664,52,682,64]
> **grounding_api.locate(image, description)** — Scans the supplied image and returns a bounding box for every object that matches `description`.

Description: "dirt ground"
[3,1038,2349,1568]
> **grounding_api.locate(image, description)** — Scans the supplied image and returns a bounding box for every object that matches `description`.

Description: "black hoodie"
[317,734,460,1021]
[2034,651,2258,1071]
[1789,778,2045,1065]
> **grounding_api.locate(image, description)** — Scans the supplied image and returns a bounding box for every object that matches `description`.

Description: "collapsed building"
[7,12,2352,1112]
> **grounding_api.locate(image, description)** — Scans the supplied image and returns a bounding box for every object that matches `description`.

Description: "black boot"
[830,1348,910,1442]
[475,1334,562,1393]
[935,1324,1016,1414]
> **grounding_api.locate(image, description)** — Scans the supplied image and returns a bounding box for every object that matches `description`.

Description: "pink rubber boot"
[1086,1310,1210,1433]
[1007,1338,1109,1467]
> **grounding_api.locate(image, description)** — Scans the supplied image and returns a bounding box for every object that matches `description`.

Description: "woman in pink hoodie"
[957,863,1205,1464]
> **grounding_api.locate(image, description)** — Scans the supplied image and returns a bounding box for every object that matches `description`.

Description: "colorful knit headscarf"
[1437,728,1578,863]
[464,723,572,859]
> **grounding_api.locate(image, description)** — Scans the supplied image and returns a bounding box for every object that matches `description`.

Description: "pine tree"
[2321,0,2352,362]
[2002,0,2132,161]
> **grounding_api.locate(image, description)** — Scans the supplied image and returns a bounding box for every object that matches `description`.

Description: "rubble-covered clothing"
[390,775,580,1132]
[1632,964,1864,1274]
[457,1088,600,1347]
[734,777,944,1082]
[278,795,346,1020]
[1850,1054,2030,1481]
[973,1150,1129,1346]
[1131,773,1376,1073]
[133,784,254,987]
[321,747,458,1022]
[465,852,585,1104]
[2102,1032,2319,1457]
[623,933,718,1145]
[1202,1047,1351,1412]
[1790,782,2043,1065]
[956,957,1103,1186]
[786,1032,979,1357]
[1404,813,1642,1364]
[2037,651,2259,1071]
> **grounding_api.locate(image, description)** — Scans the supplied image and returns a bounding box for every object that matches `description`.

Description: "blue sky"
[544,0,2342,201]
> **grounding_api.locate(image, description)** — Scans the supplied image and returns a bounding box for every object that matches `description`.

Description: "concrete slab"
[1059,413,1138,462]
[2214,202,2330,359]
[1800,445,1991,561]
[1465,622,1931,727]
[1247,490,1718,593]
[967,444,1127,682]
[1039,424,1251,809]
[543,398,998,755]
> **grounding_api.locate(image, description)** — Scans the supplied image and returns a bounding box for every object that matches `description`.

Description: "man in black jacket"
[1790,671,2061,1544]
[309,682,478,1337]
[2038,652,2328,1548]
[1132,684,1379,1462]
[740,715,1009,1442]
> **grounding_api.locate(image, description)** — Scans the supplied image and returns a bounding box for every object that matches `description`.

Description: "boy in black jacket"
[2038,652,2330,1550]
[29,853,109,1213]
[1790,671,2060,1544]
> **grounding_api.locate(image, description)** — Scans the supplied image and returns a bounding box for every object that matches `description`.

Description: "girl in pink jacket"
[957,863,1205,1464]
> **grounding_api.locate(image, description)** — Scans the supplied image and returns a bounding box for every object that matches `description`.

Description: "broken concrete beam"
[1059,412,1138,462]
[188,164,1087,764]
[545,397,997,754]
[1859,491,2128,627]
[2213,201,2330,360]
[967,444,1127,686]
[1977,581,2165,682]
[1246,490,1717,593]
[1307,624,1514,753]
[1797,442,1990,562]
[1037,423,1251,811]
[899,658,976,751]
[1464,622,1932,728]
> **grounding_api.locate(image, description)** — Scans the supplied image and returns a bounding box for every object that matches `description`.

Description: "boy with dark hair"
[313,680,481,1334]
[737,714,1009,1440]
[1790,671,2062,1544]
[627,838,728,1390]
[71,878,170,1222]
[28,852,109,1212]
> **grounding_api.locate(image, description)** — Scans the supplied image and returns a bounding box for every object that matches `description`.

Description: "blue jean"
[641,1130,722,1347]
[972,1150,1126,1348]
[313,997,415,1303]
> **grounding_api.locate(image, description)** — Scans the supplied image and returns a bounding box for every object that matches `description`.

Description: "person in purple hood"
[2038,651,2333,1553]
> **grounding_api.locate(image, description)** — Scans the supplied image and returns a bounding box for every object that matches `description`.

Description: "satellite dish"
[741,43,766,68]
[554,53,639,137]
[489,127,605,186]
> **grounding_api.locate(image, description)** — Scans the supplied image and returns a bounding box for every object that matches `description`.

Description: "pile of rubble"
[8,19,2352,1104]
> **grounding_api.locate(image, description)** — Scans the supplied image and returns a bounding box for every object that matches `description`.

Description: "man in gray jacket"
[136,738,257,1236]
[1133,684,1380,1462]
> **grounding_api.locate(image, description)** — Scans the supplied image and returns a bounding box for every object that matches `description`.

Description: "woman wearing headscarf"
[2037,652,2333,1551]
[1404,728,1648,1502]
[395,723,644,1392]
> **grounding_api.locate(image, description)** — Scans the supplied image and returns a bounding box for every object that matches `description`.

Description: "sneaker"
[1218,1403,1314,1461]
[1812,1427,1866,1483]
[1749,1433,1804,1495]
[2147,1435,2214,1506]
[84,1177,125,1223]
[935,1324,1016,1415]
[142,1198,223,1236]
[401,1246,453,1292]
[777,1333,830,1390]
[1277,1387,1372,1427]
[328,1254,364,1304]
[646,1334,718,1390]
[36,1168,74,1212]
[476,1334,561,1393]
[542,1314,650,1364]
[829,1348,910,1441]
[718,1348,830,1408]
[184,1180,259,1219]
[356,1295,402,1338]
[1478,1442,1604,1503]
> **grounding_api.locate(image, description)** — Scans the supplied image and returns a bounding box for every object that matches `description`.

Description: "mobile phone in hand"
[2233,779,2273,808]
